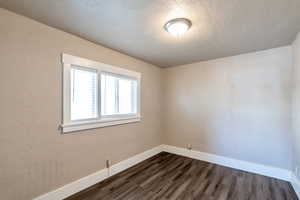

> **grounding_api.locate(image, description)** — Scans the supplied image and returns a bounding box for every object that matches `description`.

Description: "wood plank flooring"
[65,152,298,200]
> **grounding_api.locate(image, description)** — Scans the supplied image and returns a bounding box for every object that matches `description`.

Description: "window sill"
[61,116,141,133]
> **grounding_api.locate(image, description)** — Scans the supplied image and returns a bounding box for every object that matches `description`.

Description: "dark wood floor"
[66,152,298,200]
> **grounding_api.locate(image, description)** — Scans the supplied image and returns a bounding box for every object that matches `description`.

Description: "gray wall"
[0,8,162,200]
[292,32,300,178]
[163,46,293,170]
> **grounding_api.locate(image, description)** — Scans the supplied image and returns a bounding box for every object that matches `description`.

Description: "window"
[62,54,141,133]
[101,73,137,116]
[71,67,98,121]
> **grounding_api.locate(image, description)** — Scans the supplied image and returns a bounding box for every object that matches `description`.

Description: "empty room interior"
[2,0,300,200]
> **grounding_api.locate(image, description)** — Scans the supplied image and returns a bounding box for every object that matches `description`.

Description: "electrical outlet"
[187,144,192,150]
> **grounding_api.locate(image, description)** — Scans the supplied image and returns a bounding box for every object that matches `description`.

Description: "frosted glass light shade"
[164,18,192,37]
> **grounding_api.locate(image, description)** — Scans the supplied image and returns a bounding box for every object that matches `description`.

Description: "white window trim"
[62,53,141,133]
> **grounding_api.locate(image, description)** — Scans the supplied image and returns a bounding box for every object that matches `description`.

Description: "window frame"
[61,54,141,133]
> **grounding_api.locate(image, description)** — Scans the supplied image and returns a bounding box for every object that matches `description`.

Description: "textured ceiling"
[1,0,300,67]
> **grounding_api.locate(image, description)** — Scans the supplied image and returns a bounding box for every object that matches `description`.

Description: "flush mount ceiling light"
[164,18,192,37]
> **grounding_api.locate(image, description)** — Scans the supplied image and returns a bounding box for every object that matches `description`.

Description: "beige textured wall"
[292,32,300,178]
[0,8,162,200]
[163,46,293,170]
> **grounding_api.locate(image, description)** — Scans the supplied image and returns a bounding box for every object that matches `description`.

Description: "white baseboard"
[34,144,294,200]
[291,173,300,199]
[109,145,162,176]
[33,145,163,200]
[161,145,291,181]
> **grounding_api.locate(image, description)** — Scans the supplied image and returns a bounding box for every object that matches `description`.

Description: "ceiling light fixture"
[164,18,192,37]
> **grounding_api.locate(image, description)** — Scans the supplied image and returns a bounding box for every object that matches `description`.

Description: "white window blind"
[70,67,98,120]
[101,73,137,116]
